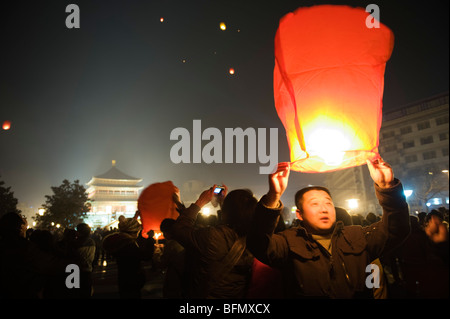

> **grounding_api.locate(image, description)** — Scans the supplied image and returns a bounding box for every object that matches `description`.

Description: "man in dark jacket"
[172,185,256,299]
[247,159,410,298]
[103,218,153,298]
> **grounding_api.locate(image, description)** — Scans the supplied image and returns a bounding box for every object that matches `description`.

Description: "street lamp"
[404,190,413,198]
[202,207,211,216]
[38,208,45,216]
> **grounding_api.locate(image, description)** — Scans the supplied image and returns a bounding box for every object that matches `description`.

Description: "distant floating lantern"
[229,68,235,75]
[138,181,178,238]
[273,5,394,173]
[220,22,226,31]
[160,17,164,22]
[2,120,11,130]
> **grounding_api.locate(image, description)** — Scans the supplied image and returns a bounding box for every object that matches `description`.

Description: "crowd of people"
[0,215,96,298]
[0,159,448,299]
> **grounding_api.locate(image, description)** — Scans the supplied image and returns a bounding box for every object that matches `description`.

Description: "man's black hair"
[295,186,332,210]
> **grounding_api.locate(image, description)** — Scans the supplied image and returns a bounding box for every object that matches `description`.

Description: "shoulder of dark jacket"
[256,194,284,214]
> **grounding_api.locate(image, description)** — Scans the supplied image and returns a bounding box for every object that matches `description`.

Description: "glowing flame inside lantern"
[154,232,162,240]
[307,128,351,166]
[220,22,226,31]
[302,115,360,167]
[154,232,162,244]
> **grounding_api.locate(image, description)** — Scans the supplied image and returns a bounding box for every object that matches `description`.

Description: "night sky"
[1,0,448,212]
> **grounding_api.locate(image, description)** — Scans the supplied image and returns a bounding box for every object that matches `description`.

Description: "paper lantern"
[2,120,11,130]
[274,5,394,172]
[137,181,178,238]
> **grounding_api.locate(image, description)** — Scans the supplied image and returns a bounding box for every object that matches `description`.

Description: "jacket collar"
[295,220,344,239]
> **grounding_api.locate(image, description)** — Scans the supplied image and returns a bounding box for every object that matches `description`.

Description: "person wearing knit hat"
[103,217,153,298]
[118,218,142,235]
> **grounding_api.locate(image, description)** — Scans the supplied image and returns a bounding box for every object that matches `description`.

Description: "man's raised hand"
[265,162,291,208]
[366,158,395,189]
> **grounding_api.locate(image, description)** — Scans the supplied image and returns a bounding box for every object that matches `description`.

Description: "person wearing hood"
[103,217,153,298]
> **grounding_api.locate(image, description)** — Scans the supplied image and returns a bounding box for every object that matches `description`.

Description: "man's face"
[296,190,336,234]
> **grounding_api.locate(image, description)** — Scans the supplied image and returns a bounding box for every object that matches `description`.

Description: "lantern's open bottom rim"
[289,150,380,173]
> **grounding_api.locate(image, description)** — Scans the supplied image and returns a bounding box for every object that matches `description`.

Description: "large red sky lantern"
[274,5,394,173]
[137,181,178,238]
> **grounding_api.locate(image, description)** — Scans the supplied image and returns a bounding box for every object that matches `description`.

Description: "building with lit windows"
[324,92,449,215]
[378,92,449,212]
[84,161,143,228]
[324,165,380,216]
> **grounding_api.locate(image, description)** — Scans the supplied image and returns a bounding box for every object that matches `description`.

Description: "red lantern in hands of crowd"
[138,181,178,238]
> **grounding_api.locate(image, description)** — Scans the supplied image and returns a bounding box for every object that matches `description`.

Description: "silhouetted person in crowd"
[75,223,96,298]
[382,211,449,298]
[172,185,256,298]
[91,227,103,267]
[351,214,364,226]
[418,212,427,228]
[102,218,153,298]
[0,212,69,298]
[153,218,186,298]
[365,212,378,225]
[56,228,78,258]
[248,159,410,298]
[335,207,353,226]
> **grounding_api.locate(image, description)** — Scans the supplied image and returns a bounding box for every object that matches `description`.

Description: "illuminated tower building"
[84,160,143,228]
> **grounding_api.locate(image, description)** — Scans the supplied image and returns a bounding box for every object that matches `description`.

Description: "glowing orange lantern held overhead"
[137,181,178,238]
[273,5,394,173]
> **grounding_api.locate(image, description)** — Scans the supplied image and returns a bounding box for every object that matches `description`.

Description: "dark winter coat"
[102,231,153,298]
[172,204,254,299]
[247,179,410,298]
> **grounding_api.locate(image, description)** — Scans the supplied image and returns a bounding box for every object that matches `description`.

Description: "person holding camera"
[171,184,256,298]
[247,159,411,298]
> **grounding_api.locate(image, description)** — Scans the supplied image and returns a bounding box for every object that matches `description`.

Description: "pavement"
[91,259,164,299]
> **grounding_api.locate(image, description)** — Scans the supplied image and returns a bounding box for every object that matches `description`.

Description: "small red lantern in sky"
[229,68,235,75]
[137,181,178,238]
[160,17,164,23]
[273,5,394,172]
[2,120,11,130]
